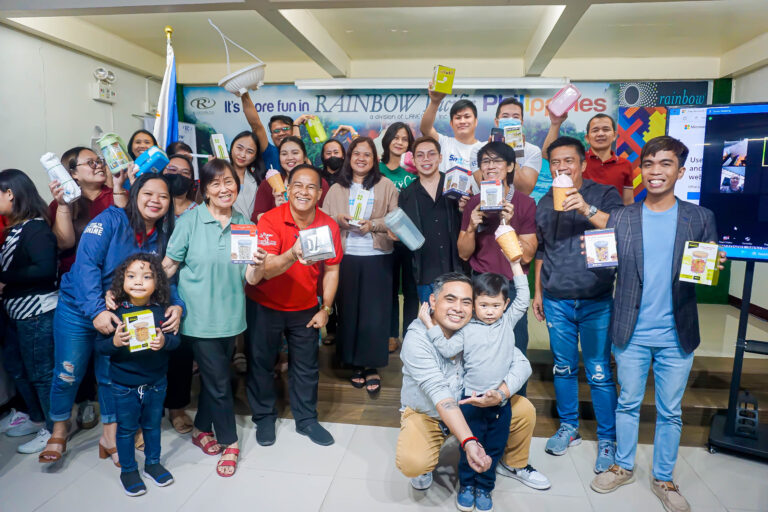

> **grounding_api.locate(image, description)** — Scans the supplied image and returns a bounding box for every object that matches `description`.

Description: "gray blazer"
[608,200,717,353]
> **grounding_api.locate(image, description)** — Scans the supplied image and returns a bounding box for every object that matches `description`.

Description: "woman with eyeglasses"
[228,131,265,219]
[323,137,399,395]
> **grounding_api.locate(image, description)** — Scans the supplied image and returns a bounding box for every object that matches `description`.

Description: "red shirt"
[0,215,8,245]
[583,148,633,196]
[246,203,343,311]
[460,192,536,279]
[48,185,114,273]
[251,177,330,222]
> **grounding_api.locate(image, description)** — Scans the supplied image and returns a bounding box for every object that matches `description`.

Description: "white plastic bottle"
[41,152,81,204]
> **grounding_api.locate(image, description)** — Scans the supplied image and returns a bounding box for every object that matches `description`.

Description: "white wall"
[730,65,768,309]
[0,24,159,199]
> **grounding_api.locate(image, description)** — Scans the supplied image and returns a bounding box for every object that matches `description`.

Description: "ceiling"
[2,0,767,82]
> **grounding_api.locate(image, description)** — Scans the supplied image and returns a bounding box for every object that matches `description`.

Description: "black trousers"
[74,356,97,403]
[389,243,418,339]
[245,300,319,428]
[189,335,238,445]
[337,253,393,369]
[164,336,193,409]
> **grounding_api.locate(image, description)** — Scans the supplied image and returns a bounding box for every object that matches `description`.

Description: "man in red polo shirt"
[245,164,342,448]
[545,112,634,205]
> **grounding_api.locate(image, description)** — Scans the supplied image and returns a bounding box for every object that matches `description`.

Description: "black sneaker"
[255,418,276,446]
[120,470,147,497]
[296,422,334,446]
[143,463,174,487]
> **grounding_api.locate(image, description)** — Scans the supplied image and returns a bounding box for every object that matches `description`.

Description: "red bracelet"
[461,436,478,450]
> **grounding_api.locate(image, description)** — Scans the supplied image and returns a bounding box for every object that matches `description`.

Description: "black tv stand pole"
[708,260,768,458]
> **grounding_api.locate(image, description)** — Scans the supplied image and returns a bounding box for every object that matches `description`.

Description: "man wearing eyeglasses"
[241,93,299,173]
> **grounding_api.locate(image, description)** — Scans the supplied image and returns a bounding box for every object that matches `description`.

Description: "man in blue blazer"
[590,136,726,512]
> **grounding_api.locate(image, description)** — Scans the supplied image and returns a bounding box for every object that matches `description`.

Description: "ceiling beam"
[719,31,768,78]
[523,2,588,76]
[255,8,349,77]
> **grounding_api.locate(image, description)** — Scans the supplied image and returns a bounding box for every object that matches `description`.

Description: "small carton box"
[479,179,504,211]
[499,118,525,158]
[349,187,371,227]
[210,134,230,160]
[584,228,618,268]
[431,65,455,95]
[299,225,336,262]
[680,241,720,286]
[230,224,258,263]
[306,117,328,144]
[442,166,472,199]
[122,309,156,353]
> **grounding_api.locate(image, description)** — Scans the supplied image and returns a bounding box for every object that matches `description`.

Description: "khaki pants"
[395,395,536,478]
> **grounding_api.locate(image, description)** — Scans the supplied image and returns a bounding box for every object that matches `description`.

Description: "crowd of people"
[0,86,723,512]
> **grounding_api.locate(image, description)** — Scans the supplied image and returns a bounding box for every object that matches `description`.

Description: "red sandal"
[192,431,222,456]
[216,447,240,478]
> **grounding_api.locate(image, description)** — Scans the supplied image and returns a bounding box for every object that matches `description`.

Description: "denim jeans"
[4,311,55,432]
[542,293,616,440]
[49,299,116,424]
[458,399,512,491]
[113,378,167,473]
[614,342,694,481]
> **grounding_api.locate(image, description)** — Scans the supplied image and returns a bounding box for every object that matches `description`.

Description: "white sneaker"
[410,472,433,490]
[496,462,551,490]
[6,412,42,437]
[17,428,51,454]
[0,409,27,433]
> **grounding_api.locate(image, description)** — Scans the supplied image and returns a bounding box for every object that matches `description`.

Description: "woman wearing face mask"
[251,136,330,222]
[163,159,266,478]
[163,154,199,219]
[229,131,265,219]
[127,130,157,160]
[323,137,399,395]
[40,174,184,465]
[320,139,346,188]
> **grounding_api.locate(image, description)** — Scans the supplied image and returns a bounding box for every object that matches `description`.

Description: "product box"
[431,65,456,95]
[348,187,371,227]
[479,179,504,211]
[230,224,258,264]
[584,228,618,268]
[122,309,156,353]
[499,118,525,158]
[490,127,505,143]
[306,117,328,144]
[442,166,472,199]
[210,134,230,160]
[299,225,336,262]
[680,241,720,286]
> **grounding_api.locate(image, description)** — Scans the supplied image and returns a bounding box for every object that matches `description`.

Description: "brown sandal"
[170,411,193,434]
[99,442,121,467]
[39,437,67,463]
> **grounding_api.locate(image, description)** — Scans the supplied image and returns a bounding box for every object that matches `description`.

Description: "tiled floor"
[1,416,767,512]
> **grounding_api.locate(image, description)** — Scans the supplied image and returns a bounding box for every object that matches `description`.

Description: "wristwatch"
[585,204,598,219]
[321,305,333,315]
[497,387,510,407]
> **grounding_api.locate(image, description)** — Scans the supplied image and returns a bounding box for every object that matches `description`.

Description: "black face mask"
[166,174,194,196]
[323,156,344,172]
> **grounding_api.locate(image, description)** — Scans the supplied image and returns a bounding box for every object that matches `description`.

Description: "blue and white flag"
[153,37,178,150]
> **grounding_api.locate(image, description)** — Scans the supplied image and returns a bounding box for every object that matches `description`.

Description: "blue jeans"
[3,311,55,431]
[542,293,616,440]
[614,343,694,481]
[49,299,116,423]
[113,378,167,473]
[458,399,511,491]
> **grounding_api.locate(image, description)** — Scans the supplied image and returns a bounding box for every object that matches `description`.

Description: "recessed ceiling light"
[346,29,354,33]
[402,29,408,33]
[390,28,398,32]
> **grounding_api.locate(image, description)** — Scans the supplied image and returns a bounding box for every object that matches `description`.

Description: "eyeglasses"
[164,165,192,177]
[271,126,292,135]
[76,158,106,169]
[479,158,506,168]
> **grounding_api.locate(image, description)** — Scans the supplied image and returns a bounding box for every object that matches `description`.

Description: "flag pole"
[165,25,173,41]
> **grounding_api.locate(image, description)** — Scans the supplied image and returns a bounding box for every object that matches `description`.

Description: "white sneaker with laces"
[0,409,23,433]
[6,413,42,437]
[496,462,551,490]
[17,428,52,454]
[410,472,433,490]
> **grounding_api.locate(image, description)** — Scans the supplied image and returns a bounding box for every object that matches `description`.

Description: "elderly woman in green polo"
[162,158,267,478]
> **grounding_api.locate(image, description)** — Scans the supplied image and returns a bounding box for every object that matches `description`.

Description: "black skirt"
[336,253,394,368]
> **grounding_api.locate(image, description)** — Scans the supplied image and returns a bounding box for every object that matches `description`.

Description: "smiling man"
[533,136,624,472]
[591,136,725,512]
[245,164,342,448]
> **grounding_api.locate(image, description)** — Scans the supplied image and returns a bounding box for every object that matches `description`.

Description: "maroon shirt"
[583,148,633,196]
[461,191,536,279]
[48,185,114,273]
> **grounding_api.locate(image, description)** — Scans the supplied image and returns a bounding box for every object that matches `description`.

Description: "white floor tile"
[491,491,594,512]
[320,476,456,512]
[335,424,406,482]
